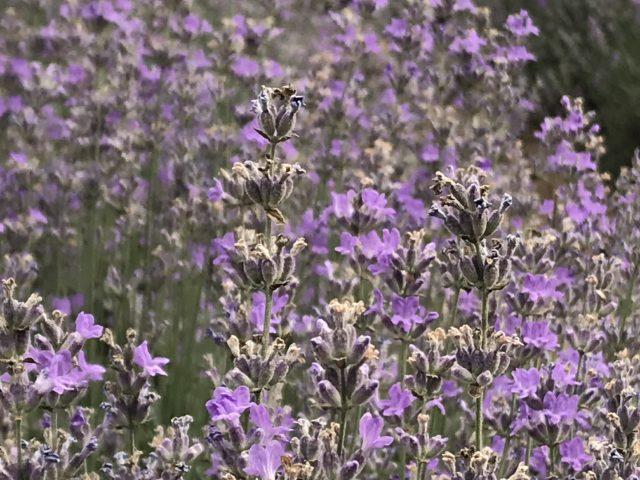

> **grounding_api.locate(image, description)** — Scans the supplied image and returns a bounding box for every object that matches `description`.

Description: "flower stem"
[129,417,136,455]
[475,391,484,450]
[397,338,409,480]
[337,367,348,458]
[473,241,489,450]
[399,339,407,385]
[261,284,273,356]
[52,409,59,480]
[498,434,511,476]
[261,141,277,356]
[618,261,638,345]
[449,286,460,327]
[498,395,517,476]
[15,414,22,480]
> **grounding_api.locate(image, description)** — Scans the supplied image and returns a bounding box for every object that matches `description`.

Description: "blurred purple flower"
[232,56,260,78]
[450,29,486,54]
[380,383,415,417]
[76,351,106,381]
[206,386,253,424]
[506,10,540,37]
[559,437,591,471]
[75,312,103,340]
[359,412,393,451]
[511,367,541,398]
[133,341,169,377]
[249,404,293,443]
[244,440,285,480]
[522,321,558,350]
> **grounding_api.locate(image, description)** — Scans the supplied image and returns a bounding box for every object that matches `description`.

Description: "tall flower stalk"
[429,168,515,450]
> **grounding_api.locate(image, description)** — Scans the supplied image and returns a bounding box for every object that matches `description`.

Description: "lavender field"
[1,0,639,479]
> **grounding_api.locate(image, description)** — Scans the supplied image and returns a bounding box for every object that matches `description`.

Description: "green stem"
[261,284,273,356]
[449,287,460,327]
[549,444,556,474]
[475,390,484,450]
[422,460,431,480]
[498,434,512,476]
[51,409,58,448]
[129,419,136,455]
[480,286,489,350]
[337,367,348,458]
[52,409,59,480]
[473,242,489,449]
[338,407,348,458]
[618,262,638,344]
[525,436,533,464]
[261,142,277,356]
[399,339,408,385]
[398,448,407,480]
[397,337,408,479]
[498,395,518,476]
[15,415,22,480]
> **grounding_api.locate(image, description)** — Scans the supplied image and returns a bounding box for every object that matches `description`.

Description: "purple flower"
[453,0,476,11]
[540,392,579,426]
[208,179,224,202]
[449,29,486,54]
[206,386,253,424]
[530,446,549,477]
[359,412,393,451]
[380,383,415,417]
[335,232,359,256]
[76,351,106,382]
[502,45,536,63]
[243,440,285,480]
[522,321,558,351]
[66,64,87,84]
[361,188,395,220]
[511,368,540,398]
[33,350,78,394]
[249,404,293,443]
[385,18,408,38]
[9,151,28,165]
[551,349,579,388]
[75,312,104,340]
[52,297,72,315]
[330,190,356,219]
[559,437,591,471]
[232,56,260,78]
[390,295,426,333]
[506,10,539,37]
[521,274,563,301]
[548,141,596,172]
[133,341,170,377]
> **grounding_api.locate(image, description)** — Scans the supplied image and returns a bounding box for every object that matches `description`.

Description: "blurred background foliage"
[484,0,640,176]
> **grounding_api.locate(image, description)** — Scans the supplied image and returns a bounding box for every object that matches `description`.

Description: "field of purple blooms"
[1,0,639,479]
